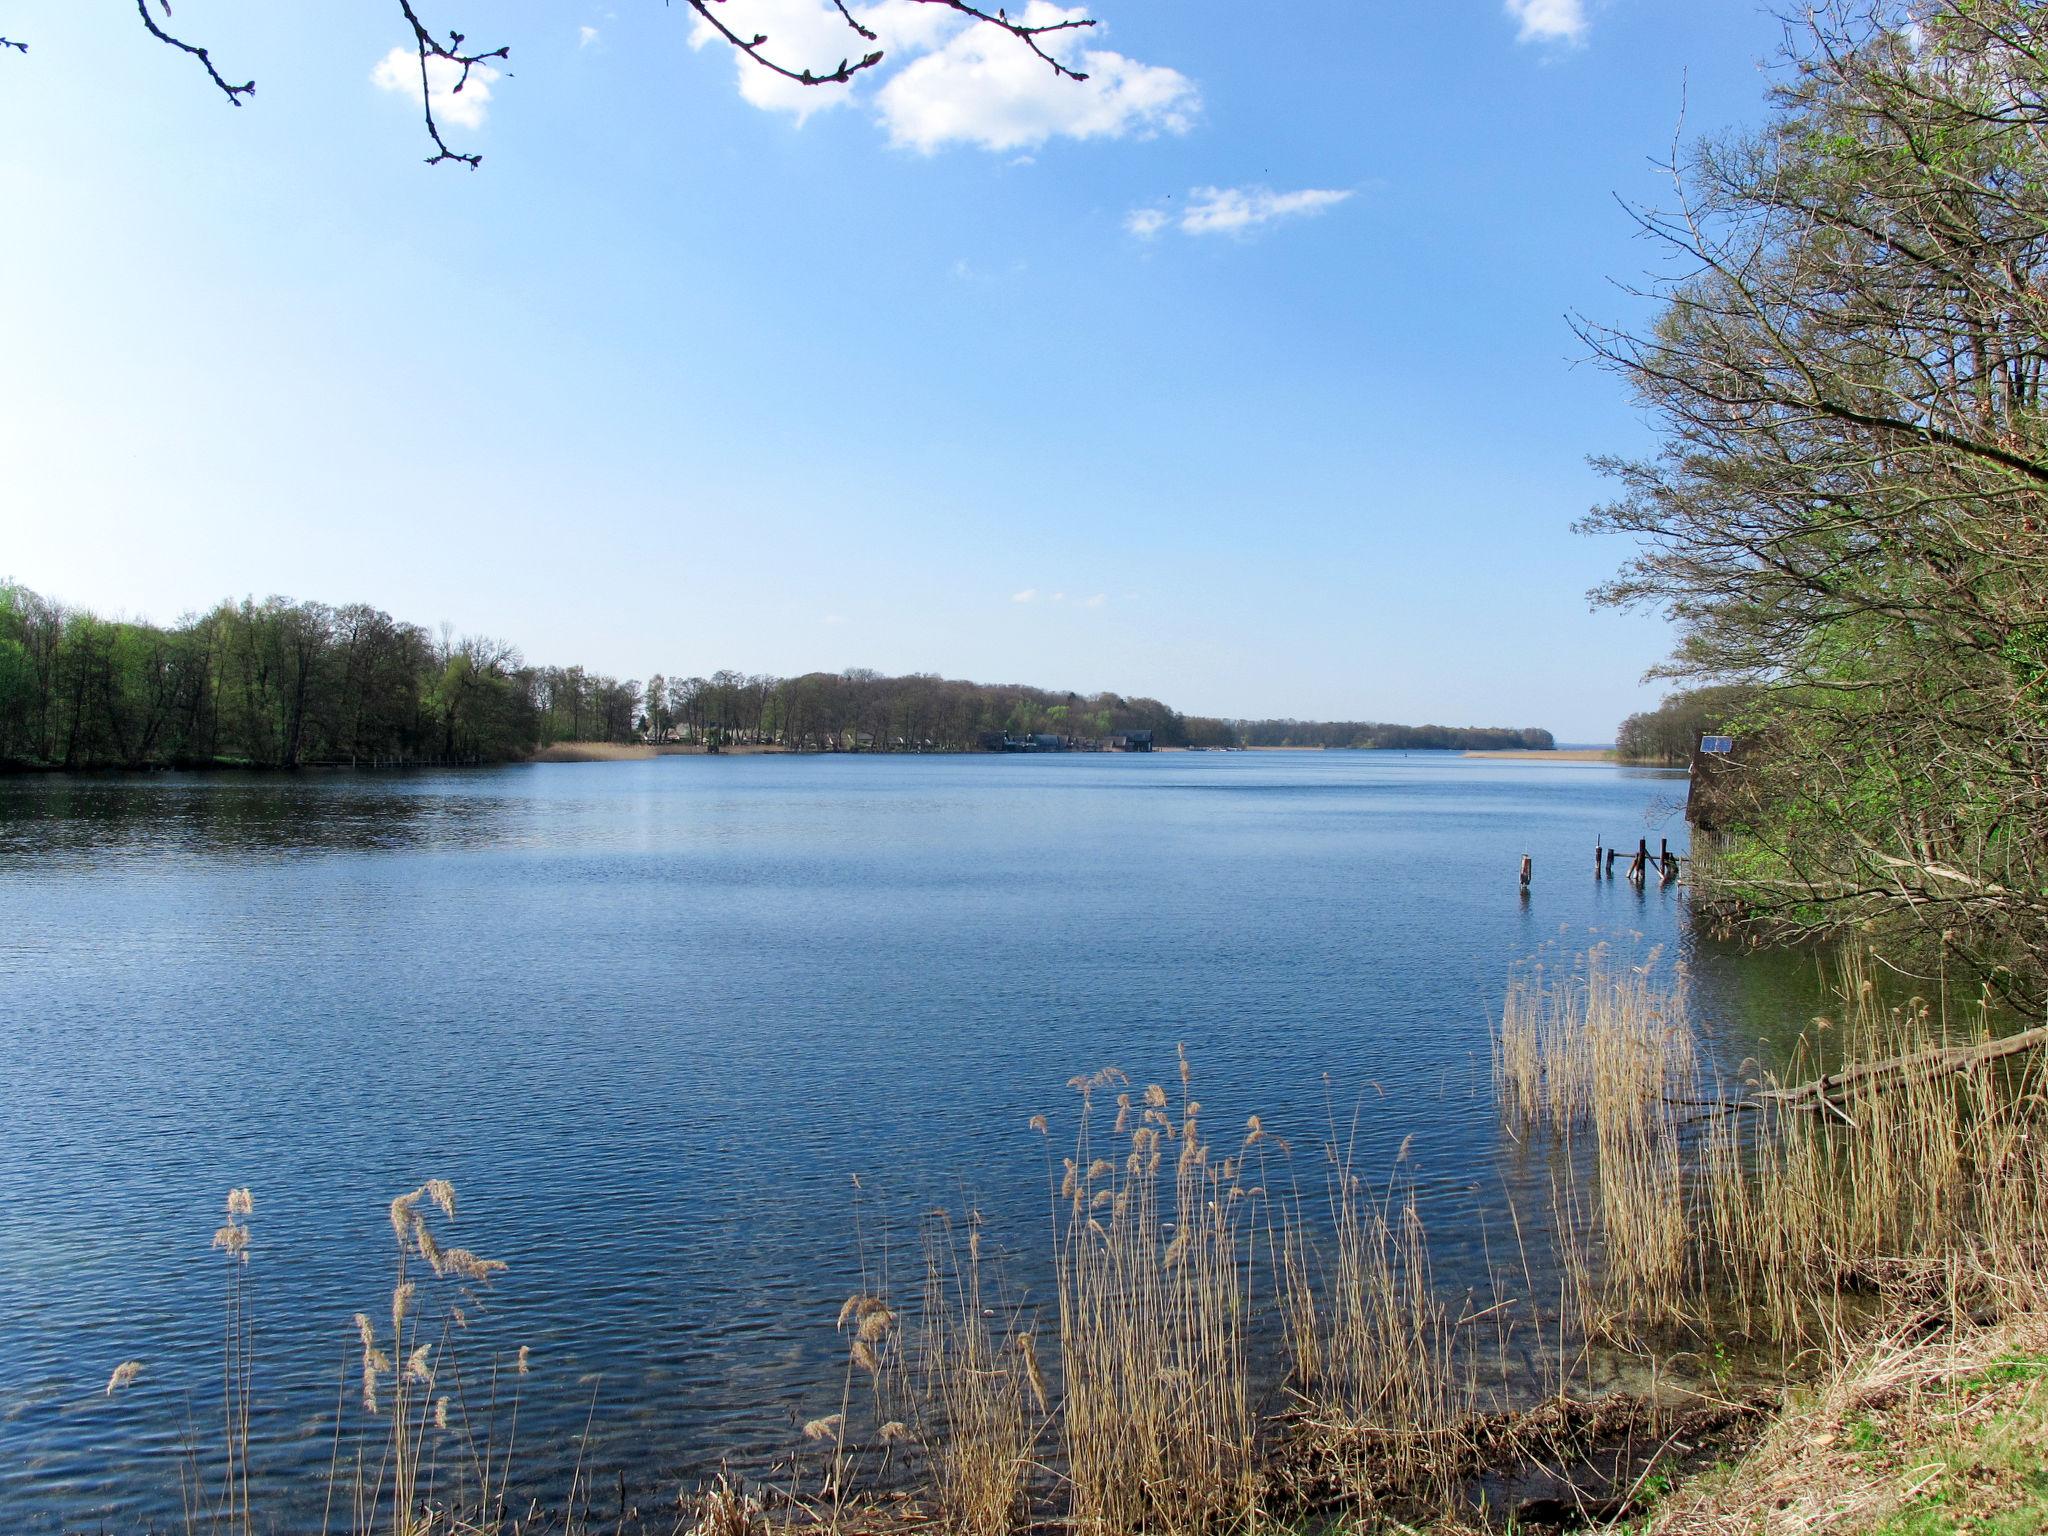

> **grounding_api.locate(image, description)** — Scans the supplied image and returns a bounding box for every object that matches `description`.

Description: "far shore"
[527,742,1622,764]
[525,742,788,762]
[1464,747,1617,762]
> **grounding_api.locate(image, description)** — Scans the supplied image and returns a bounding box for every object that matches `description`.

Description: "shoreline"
[1464,747,1617,762]
[0,744,1639,773]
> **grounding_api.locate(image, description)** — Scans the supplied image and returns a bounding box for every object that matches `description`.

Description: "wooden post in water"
[1595,840,1604,876]
[1605,847,1617,877]
[1520,853,1533,889]
[1628,838,1648,884]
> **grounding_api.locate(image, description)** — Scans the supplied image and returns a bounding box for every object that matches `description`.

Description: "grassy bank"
[90,952,2048,1536]
[1639,1312,2048,1536]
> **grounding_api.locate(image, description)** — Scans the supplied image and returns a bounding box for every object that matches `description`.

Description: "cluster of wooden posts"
[1596,837,1682,886]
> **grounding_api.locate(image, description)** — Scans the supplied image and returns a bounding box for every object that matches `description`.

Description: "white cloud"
[371,45,500,130]
[1183,185,1351,235]
[1505,0,1587,45]
[1129,185,1353,239]
[860,0,963,55]
[579,25,600,47]
[690,0,1196,152]
[1014,587,1106,608]
[876,3,1197,153]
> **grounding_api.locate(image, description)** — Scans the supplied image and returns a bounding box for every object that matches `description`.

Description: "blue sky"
[0,2,1786,741]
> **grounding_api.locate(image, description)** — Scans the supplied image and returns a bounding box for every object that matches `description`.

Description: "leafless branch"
[0,36,26,55]
[395,1,509,168]
[133,0,253,105]
[79,0,1100,164]
[827,0,879,44]
[682,0,883,87]
[909,0,1095,80]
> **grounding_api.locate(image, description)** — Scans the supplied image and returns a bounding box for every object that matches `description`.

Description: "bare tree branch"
[0,0,1101,164]
[395,0,509,167]
[133,0,253,105]
[827,0,879,44]
[681,0,883,87]
[908,0,1095,80]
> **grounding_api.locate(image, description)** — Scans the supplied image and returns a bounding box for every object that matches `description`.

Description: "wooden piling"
[1595,840,1604,876]
[1520,853,1533,888]
[1627,837,1648,884]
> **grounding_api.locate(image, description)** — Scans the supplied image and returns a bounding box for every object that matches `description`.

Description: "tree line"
[0,585,542,770]
[1232,720,1554,752]
[1580,0,2048,1012]
[1613,687,1758,766]
[0,582,1555,769]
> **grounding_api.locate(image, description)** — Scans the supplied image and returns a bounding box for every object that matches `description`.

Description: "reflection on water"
[0,753,1821,1530]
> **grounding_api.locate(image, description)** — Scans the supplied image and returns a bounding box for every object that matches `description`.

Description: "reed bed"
[1052,1058,1268,1536]
[1700,960,2048,1345]
[1498,947,2048,1352]
[910,1211,1035,1536]
[1495,946,1703,1333]
[96,948,2048,1536]
[1278,1149,1467,1514]
[147,1178,533,1536]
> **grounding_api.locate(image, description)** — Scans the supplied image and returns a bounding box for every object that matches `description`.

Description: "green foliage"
[1582,1,2048,1005]
[1232,719,1554,751]
[0,585,541,769]
[1962,1359,2048,1393]
[1615,684,1762,764]
[0,581,1560,767]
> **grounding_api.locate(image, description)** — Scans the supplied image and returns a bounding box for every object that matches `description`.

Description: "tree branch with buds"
[2,0,1099,164]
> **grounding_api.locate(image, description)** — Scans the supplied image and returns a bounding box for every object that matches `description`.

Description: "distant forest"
[0,584,1554,769]
[1233,720,1554,752]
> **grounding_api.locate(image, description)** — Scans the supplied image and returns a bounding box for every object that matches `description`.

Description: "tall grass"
[1499,947,2048,1352]
[911,1211,1035,1536]
[1495,946,1702,1331]
[1698,957,2048,1344]
[1050,1058,1264,1536]
[1279,1147,1465,1513]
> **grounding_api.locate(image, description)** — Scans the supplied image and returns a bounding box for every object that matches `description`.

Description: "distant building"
[1110,730,1155,753]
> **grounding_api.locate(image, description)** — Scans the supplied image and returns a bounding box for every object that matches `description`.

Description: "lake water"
[0,752,1818,1530]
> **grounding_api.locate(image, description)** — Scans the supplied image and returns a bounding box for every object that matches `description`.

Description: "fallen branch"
[1755,1024,2048,1112]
